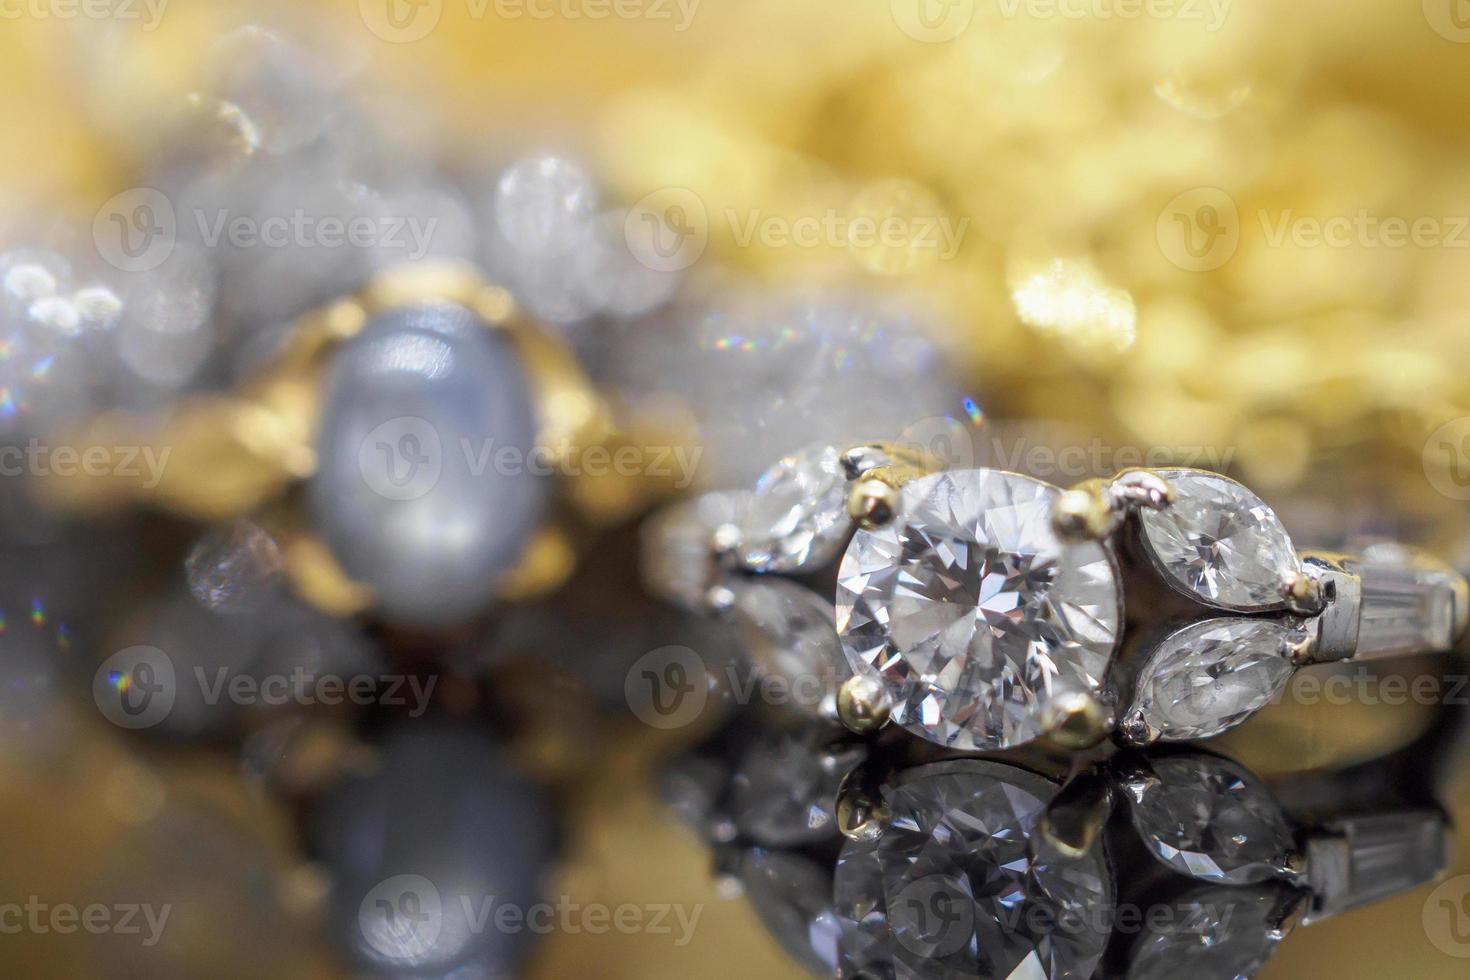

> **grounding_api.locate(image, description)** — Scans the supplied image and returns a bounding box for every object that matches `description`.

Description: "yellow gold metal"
[835,773,889,842]
[847,478,899,530]
[1109,469,1175,510]
[1050,481,1117,543]
[495,525,579,602]
[1040,691,1113,750]
[279,532,374,618]
[44,398,311,520]
[837,674,893,733]
[1280,570,1325,616]
[1116,707,1159,747]
[1037,775,1113,859]
[840,442,942,486]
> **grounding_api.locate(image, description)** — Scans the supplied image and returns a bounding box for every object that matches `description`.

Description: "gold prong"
[358,259,488,313]
[1281,569,1324,615]
[837,674,893,733]
[836,773,889,842]
[840,442,940,482]
[1274,849,1309,883]
[1038,774,1114,859]
[1281,631,1317,666]
[497,525,578,602]
[1050,482,1118,543]
[1115,707,1159,747]
[1266,890,1311,941]
[280,532,374,617]
[1108,469,1174,510]
[711,522,742,558]
[705,583,737,613]
[848,479,900,530]
[1116,765,1161,804]
[1041,690,1114,750]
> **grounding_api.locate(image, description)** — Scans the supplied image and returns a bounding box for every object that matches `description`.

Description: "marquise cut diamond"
[1126,884,1287,980]
[1140,469,1299,611]
[1129,618,1298,741]
[737,443,851,573]
[835,468,1122,751]
[1126,755,1296,885]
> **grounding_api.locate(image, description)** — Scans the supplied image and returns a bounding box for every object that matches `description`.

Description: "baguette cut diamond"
[835,468,1122,751]
[1139,469,1299,610]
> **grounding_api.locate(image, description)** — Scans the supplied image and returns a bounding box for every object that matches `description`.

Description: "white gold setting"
[644,441,1470,753]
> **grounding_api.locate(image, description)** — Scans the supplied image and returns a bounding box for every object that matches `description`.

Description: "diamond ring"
[644,441,1469,753]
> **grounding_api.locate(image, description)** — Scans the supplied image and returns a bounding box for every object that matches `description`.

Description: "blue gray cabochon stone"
[312,302,545,627]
